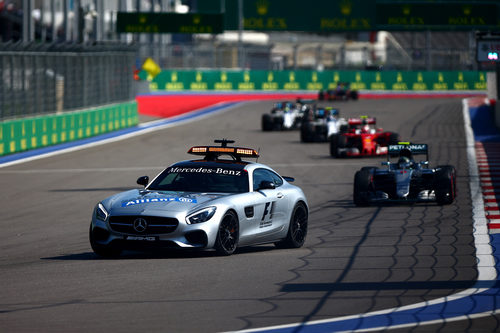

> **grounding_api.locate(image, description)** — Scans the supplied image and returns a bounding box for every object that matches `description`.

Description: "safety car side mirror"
[258,181,276,190]
[137,176,149,187]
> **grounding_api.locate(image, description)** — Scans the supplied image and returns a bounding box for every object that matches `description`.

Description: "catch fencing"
[0,43,137,121]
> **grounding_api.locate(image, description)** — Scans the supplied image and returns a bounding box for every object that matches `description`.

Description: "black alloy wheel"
[276,202,308,248]
[215,211,239,256]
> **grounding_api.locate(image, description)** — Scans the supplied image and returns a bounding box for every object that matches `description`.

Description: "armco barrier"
[0,101,138,156]
[142,70,488,92]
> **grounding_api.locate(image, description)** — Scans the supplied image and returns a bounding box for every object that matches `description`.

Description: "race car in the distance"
[89,139,309,257]
[330,116,399,157]
[261,101,304,131]
[300,106,348,142]
[353,143,456,206]
[318,82,359,101]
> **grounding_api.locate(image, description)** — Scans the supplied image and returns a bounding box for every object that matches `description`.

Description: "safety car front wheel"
[89,223,122,258]
[215,211,239,256]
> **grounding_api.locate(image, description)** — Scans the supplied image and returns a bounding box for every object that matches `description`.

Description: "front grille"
[109,215,178,235]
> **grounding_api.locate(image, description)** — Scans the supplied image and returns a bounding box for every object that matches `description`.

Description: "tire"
[435,165,456,205]
[339,124,349,133]
[275,116,284,131]
[330,134,339,157]
[89,223,122,258]
[337,135,347,157]
[262,114,274,131]
[215,211,239,256]
[300,123,314,142]
[353,169,372,206]
[275,202,308,248]
[350,90,359,100]
[388,132,400,145]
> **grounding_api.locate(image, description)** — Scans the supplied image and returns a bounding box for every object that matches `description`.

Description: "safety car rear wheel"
[353,169,372,206]
[435,165,456,205]
[275,202,308,248]
[215,211,239,256]
[89,223,122,258]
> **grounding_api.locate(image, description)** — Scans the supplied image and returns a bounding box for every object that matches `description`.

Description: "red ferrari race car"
[329,116,399,158]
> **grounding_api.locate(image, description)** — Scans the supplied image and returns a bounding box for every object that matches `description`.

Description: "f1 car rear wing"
[188,139,259,162]
[348,116,376,125]
[388,143,429,160]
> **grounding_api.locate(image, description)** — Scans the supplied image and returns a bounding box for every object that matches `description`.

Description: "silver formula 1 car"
[90,140,308,257]
[353,143,456,206]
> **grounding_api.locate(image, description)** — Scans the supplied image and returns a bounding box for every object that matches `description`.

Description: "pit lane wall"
[143,70,487,92]
[0,101,138,157]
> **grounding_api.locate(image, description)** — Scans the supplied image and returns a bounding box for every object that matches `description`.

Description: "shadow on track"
[41,245,278,261]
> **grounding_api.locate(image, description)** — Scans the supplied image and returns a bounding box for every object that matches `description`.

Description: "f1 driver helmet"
[398,148,413,168]
[399,147,412,159]
[398,156,410,168]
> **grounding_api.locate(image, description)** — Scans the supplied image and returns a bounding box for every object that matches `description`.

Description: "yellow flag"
[142,57,161,80]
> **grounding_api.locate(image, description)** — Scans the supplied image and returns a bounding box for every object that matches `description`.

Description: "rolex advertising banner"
[146,70,487,92]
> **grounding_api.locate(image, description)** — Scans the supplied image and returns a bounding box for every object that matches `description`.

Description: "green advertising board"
[146,70,487,92]
[0,101,138,156]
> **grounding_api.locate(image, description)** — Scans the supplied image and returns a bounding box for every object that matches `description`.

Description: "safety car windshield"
[148,165,249,193]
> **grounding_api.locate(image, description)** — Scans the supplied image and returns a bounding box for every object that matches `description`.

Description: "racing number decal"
[260,202,275,228]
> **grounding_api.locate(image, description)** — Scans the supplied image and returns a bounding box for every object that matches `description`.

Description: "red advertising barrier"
[136,92,486,118]
[136,93,316,118]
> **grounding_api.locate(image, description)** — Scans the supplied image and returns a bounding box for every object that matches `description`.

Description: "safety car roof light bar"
[188,139,260,162]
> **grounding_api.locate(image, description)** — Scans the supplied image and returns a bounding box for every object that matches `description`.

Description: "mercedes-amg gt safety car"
[330,116,399,157]
[261,101,303,131]
[89,140,309,257]
[353,143,456,206]
[300,106,348,142]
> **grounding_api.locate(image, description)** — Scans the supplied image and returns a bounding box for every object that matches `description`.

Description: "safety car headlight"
[186,207,216,225]
[95,203,109,222]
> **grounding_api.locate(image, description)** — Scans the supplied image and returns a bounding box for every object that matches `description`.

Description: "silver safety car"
[89,139,309,257]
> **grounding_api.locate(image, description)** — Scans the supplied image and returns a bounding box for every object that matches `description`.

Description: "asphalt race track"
[1,98,499,332]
